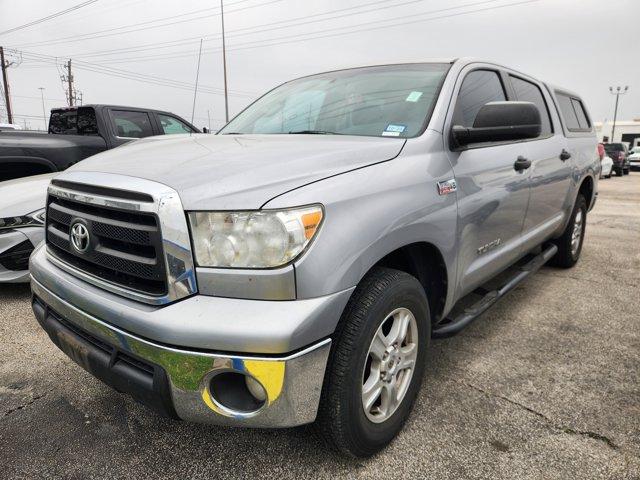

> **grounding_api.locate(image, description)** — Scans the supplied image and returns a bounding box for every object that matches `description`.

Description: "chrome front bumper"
[31,278,332,427]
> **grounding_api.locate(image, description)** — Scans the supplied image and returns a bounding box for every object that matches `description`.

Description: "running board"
[432,244,558,339]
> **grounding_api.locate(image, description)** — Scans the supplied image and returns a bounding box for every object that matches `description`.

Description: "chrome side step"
[432,244,558,339]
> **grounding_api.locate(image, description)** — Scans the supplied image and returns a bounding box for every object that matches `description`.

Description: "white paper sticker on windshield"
[405,91,423,102]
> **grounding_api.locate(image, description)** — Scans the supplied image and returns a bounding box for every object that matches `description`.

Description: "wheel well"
[578,176,594,207]
[0,162,54,181]
[373,242,448,323]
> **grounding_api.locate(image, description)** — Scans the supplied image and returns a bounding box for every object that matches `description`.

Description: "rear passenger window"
[556,93,590,131]
[111,110,154,138]
[453,70,506,127]
[510,76,552,136]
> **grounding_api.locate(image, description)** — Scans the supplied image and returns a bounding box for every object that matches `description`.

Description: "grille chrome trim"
[46,172,197,305]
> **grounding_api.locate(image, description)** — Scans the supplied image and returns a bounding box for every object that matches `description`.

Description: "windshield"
[49,107,99,135]
[604,143,624,152]
[219,63,450,138]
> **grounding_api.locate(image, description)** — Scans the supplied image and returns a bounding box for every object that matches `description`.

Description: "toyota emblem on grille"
[70,222,90,253]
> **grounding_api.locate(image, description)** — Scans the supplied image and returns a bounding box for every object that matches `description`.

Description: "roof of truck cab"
[50,104,180,115]
[542,83,586,100]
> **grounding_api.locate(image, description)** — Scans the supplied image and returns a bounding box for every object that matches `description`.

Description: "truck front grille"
[46,193,167,296]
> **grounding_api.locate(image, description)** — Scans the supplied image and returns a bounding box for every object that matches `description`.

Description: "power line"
[59,0,431,60]
[0,1,100,37]
[14,50,257,97]
[11,93,67,102]
[10,0,280,49]
[80,0,538,66]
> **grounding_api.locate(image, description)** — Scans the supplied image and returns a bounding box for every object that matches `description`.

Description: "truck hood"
[0,173,54,217]
[65,134,405,209]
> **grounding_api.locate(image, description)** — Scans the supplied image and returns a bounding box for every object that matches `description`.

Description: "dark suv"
[604,143,630,176]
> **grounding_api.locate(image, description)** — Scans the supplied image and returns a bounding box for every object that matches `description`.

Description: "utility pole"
[220,0,229,123]
[207,109,211,131]
[609,86,629,143]
[0,46,14,124]
[67,59,74,106]
[38,87,47,131]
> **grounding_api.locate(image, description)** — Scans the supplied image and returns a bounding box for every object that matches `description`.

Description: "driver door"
[446,68,531,296]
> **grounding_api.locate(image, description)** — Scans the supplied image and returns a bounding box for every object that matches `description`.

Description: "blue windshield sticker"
[405,91,423,102]
[382,124,406,136]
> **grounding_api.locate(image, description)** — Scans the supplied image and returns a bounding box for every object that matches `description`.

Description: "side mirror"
[452,101,541,148]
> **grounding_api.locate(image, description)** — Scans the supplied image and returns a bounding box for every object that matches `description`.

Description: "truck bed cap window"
[556,93,591,132]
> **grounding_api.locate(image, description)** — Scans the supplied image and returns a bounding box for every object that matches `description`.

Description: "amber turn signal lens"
[302,210,323,240]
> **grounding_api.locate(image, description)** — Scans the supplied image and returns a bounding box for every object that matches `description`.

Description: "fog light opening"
[209,372,266,414]
[245,375,267,403]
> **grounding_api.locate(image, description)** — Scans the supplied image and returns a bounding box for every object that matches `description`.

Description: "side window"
[77,107,98,135]
[158,114,194,135]
[571,98,591,129]
[510,76,552,136]
[453,70,506,127]
[111,110,154,138]
[556,93,590,131]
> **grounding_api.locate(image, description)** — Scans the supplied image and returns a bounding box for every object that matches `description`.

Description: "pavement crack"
[2,392,47,418]
[458,380,620,451]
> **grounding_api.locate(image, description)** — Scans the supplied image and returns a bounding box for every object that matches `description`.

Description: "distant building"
[594,119,640,147]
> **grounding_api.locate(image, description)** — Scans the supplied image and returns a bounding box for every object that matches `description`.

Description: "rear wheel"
[623,168,630,175]
[316,267,430,458]
[550,194,587,268]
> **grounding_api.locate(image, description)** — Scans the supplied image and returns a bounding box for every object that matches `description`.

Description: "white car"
[0,173,53,282]
[629,146,640,171]
[0,123,22,130]
[600,155,614,178]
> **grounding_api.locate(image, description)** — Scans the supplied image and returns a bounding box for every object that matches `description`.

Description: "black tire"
[550,194,587,268]
[623,168,630,175]
[315,267,430,458]
[616,167,624,177]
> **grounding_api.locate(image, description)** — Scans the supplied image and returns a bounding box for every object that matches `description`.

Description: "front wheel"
[550,194,587,268]
[315,267,430,458]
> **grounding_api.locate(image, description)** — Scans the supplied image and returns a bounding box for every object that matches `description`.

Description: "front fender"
[264,134,458,311]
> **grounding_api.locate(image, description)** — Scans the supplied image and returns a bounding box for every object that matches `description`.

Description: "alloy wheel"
[361,307,419,423]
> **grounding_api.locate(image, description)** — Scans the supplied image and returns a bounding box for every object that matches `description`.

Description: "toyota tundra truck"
[29,59,598,457]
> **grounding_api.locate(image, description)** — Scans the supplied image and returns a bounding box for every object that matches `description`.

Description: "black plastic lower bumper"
[0,239,34,271]
[32,295,178,419]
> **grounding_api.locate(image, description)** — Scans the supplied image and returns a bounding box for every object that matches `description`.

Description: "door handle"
[514,156,532,171]
[560,149,572,161]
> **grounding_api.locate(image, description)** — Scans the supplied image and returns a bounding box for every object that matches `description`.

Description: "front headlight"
[0,208,46,231]
[188,205,323,268]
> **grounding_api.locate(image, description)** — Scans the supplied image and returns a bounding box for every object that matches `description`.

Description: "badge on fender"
[437,179,457,196]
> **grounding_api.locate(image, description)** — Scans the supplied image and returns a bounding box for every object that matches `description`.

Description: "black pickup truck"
[0,104,200,181]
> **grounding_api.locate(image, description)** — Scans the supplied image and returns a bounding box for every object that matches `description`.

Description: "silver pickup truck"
[29,59,597,457]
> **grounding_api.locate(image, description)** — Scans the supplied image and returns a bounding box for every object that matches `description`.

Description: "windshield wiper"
[220,132,244,135]
[288,130,338,135]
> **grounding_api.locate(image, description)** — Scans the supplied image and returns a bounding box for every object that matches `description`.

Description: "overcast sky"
[0,0,638,131]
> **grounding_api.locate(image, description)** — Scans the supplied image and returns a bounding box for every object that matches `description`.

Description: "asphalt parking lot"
[1,174,639,480]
